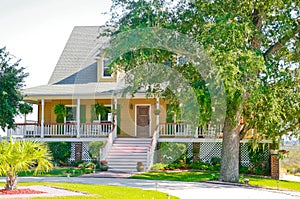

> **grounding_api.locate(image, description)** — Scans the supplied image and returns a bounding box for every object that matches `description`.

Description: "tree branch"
[264,21,300,58]
[251,8,264,49]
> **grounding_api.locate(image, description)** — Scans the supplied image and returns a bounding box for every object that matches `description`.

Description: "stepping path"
[1,176,300,199]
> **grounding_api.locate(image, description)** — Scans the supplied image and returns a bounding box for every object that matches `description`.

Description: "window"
[66,106,77,122]
[91,105,112,122]
[102,58,112,78]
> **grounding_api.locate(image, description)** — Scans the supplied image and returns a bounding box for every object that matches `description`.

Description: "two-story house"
[8,26,271,172]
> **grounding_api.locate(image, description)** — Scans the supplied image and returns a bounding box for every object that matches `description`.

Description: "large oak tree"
[105,0,299,182]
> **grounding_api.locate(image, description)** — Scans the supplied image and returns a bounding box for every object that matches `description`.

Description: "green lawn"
[132,171,300,192]
[0,182,178,199]
[131,171,218,182]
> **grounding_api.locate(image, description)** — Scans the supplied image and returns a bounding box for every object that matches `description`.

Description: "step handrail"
[100,124,116,160]
[146,124,160,171]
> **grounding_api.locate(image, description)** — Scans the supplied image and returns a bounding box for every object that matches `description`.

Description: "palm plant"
[0,138,53,190]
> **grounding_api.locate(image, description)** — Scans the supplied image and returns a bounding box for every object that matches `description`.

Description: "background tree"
[0,47,28,130]
[19,102,33,123]
[0,138,53,190]
[106,0,300,182]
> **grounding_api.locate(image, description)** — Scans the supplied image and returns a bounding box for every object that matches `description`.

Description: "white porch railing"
[7,122,113,138]
[100,124,116,160]
[146,125,160,171]
[158,123,223,138]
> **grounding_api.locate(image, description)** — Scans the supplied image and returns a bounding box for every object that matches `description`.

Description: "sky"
[0,0,112,135]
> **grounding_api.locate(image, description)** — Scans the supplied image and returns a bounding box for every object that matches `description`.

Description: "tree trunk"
[219,117,240,182]
[5,174,17,190]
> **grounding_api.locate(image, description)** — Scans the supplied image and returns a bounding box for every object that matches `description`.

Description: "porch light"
[130,103,133,109]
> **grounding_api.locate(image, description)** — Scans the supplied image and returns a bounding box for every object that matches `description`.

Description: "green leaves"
[0,139,53,188]
[0,47,28,130]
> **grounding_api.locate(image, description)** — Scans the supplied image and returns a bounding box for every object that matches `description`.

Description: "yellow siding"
[38,98,167,137]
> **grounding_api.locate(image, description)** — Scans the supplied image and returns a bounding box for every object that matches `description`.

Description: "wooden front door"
[136,106,150,137]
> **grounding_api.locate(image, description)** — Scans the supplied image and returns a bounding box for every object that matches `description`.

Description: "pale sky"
[0,0,112,135]
[0,0,112,88]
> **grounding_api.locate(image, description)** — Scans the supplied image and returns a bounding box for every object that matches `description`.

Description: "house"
[7,26,271,172]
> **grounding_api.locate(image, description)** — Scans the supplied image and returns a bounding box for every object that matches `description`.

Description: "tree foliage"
[0,47,28,130]
[106,0,300,182]
[0,138,53,190]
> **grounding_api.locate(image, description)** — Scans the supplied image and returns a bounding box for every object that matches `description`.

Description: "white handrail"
[100,124,116,160]
[158,123,223,138]
[146,125,160,171]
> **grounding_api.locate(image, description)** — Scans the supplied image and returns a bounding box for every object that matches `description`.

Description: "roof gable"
[48,26,109,85]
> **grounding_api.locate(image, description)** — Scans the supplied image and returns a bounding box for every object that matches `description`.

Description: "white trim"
[76,98,80,138]
[41,99,45,138]
[135,104,151,137]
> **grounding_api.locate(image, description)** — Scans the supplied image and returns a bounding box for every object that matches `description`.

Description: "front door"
[136,106,150,137]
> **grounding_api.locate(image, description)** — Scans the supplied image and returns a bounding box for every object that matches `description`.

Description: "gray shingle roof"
[48,26,109,85]
[23,82,126,97]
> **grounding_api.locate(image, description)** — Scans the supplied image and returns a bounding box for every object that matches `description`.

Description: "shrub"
[89,142,104,160]
[239,166,251,174]
[151,163,168,171]
[159,143,187,164]
[78,162,96,169]
[48,142,71,166]
[210,157,221,165]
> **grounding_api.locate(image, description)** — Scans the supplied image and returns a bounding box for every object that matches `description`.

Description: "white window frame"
[102,58,113,78]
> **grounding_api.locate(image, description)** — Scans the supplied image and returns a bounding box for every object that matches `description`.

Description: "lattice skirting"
[199,142,222,163]
[69,142,93,162]
[157,142,270,167]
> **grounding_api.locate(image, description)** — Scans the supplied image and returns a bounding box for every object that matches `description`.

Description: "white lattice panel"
[69,142,76,162]
[82,142,93,161]
[187,143,193,159]
[200,142,222,163]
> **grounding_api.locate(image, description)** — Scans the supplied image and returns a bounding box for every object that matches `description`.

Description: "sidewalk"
[1,176,300,199]
[281,175,300,183]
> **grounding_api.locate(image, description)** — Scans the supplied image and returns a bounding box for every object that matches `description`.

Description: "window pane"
[103,58,112,77]
[66,106,76,122]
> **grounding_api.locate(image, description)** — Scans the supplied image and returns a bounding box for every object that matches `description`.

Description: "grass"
[244,176,300,192]
[132,171,300,192]
[131,171,218,182]
[0,182,179,199]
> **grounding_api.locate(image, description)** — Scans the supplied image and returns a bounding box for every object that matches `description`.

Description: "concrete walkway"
[1,176,300,199]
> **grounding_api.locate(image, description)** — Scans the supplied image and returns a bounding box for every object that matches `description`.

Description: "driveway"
[1,177,300,199]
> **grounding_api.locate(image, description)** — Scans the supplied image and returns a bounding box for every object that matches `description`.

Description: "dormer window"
[102,58,112,78]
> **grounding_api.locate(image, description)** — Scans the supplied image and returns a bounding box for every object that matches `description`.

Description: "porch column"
[41,99,45,138]
[155,98,160,126]
[77,98,80,138]
[113,96,117,137]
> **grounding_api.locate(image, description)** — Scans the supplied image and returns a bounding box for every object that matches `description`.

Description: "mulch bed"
[0,188,45,195]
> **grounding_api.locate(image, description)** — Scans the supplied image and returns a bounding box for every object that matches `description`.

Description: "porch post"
[156,98,160,126]
[41,99,45,138]
[77,98,80,138]
[113,96,117,137]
